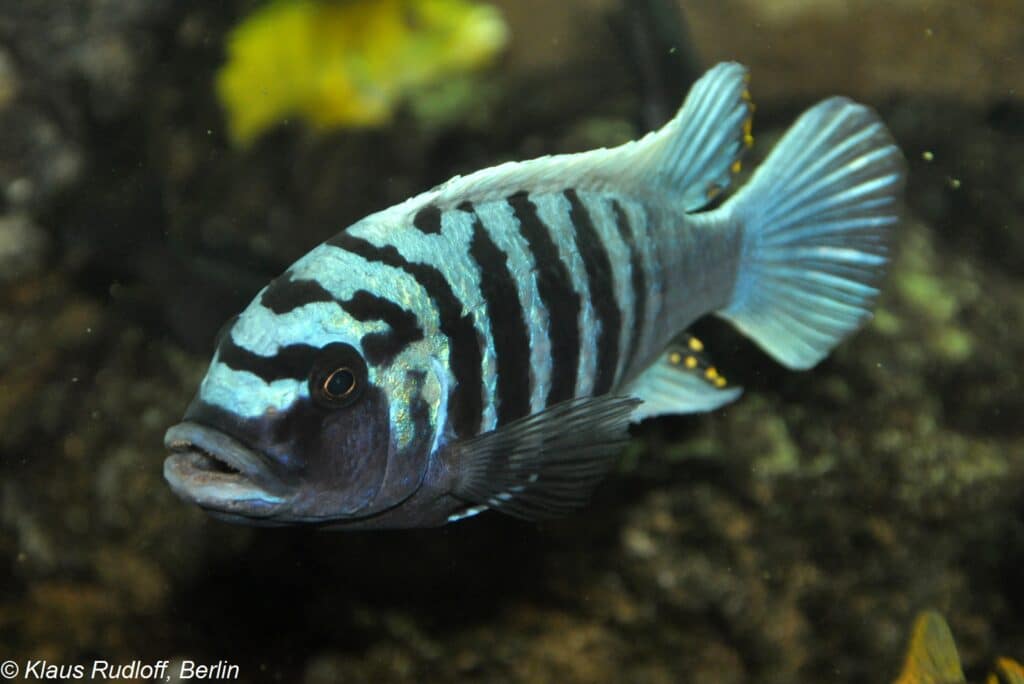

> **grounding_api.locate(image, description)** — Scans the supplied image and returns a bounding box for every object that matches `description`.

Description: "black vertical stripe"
[412,204,443,235]
[507,191,580,406]
[328,232,484,438]
[465,205,532,426]
[565,189,621,395]
[340,290,424,367]
[611,199,646,379]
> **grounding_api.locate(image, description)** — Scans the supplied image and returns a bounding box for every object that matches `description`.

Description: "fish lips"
[164,421,293,519]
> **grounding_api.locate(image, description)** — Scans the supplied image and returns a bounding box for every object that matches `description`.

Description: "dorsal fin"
[894,612,966,684]
[430,62,754,209]
[992,658,1024,684]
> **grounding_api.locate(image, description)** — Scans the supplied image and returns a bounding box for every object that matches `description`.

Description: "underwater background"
[0,0,1022,682]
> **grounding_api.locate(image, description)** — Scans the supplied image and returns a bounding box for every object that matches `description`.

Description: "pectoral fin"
[446,395,641,521]
[625,333,743,422]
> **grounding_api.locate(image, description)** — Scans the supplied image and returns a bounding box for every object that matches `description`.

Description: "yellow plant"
[217,0,508,146]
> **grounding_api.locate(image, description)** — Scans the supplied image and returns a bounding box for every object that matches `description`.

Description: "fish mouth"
[163,421,293,519]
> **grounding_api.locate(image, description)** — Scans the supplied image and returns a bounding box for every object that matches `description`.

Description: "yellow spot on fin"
[628,331,742,420]
[667,333,728,389]
[895,612,966,684]
[739,87,755,149]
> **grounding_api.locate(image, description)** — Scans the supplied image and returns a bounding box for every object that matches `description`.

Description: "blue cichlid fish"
[164,63,906,528]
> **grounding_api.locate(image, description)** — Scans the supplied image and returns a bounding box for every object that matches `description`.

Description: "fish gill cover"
[216,0,509,146]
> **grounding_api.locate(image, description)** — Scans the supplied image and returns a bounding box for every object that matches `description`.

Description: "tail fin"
[717,98,906,369]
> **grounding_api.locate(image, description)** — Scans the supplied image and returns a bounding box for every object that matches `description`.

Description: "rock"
[686,0,1024,105]
[0,213,48,281]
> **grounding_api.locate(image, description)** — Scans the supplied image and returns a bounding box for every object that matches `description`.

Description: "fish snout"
[163,422,294,520]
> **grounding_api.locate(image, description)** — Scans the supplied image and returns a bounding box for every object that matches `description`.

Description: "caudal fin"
[717,97,906,369]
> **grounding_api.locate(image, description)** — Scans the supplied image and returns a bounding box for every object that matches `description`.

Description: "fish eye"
[323,367,356,401]
[310,343,366,409]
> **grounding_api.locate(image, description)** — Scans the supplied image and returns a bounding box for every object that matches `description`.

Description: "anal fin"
[625,333,743,422]
[447,395,641,521]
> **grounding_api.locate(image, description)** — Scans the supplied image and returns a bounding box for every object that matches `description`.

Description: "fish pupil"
[324,368,356,399]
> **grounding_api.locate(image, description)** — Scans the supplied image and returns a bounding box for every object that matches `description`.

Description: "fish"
[164,62,906,528]
[895,611,968,684]
[894,611,1024,684]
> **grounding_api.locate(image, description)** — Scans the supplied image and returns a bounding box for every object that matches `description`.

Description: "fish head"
[163,285,443,526]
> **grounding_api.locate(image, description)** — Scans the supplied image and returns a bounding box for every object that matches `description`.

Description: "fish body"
[164,63,906,528]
